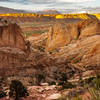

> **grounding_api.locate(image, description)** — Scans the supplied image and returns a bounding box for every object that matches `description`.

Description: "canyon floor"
[0,16,100,100]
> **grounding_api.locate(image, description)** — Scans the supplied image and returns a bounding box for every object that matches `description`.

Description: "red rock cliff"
[0,20,26,51]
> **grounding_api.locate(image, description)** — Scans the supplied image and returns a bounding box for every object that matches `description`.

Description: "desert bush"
[57,73,76,90]
[24,32,33,37]
[9,80,29,100]
[24,29,48,37]
[72,96,82,100]
[36,46,45,52]
[33,29,48,34]
[36,74,45,85]
[88,88,100,100]
[28,79,34,86]
[48,81,56,85]
[80,75,100,100]
[87,75,100,100]
[60,73,68,82]
[58,81,75,90]
[58,75,100,100]
[92,75,100,90]
[79,75,100,89]
[57,95,68,100]
[0,90,7,98]
[57,95,82,100]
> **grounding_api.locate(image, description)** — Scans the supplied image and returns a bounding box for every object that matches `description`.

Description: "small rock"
[41,83,49,86]
[46,93,61,100]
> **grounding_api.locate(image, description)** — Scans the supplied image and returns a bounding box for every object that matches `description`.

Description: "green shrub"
[57,95,68,100]
[79,75,100,89]
[24,29,48,37]
[49,81,56,85]
[81,75,100,100]
[0,90,7,98]
[57,95,82,100]
[92,75,100,90]
[58,81,75,90]
[88,88,100,100]
[62,82,75,89]
[72,96,82,100]
[60,73,68,82]
[24,32,33,37]
[36,74,45,85]
[9,80,29,100]
[56,72,76,90]
[33,29,48,34]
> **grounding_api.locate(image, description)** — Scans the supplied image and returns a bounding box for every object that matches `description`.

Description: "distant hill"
[0,6,60,14]
[0,6,100,14]
[0,6,30,14]
[36,10,60,14]
[83,7,100,14]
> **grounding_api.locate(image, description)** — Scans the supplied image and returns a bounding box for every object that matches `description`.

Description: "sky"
[0,0,100,11]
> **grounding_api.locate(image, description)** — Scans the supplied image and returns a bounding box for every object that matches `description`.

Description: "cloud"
[57,0,95,2]
[0,0,95,3]
[0,0,97,11]
[30,0,95,3]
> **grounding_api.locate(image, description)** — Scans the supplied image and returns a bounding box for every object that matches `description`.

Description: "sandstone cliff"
[46,19,100,51]
[0,18,29,71]
[0,19,26,51]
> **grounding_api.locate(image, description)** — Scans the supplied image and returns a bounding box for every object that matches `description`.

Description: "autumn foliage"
[0,13,100,19]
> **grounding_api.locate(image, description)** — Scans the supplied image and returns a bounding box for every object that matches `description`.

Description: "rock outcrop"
[46,23,71,51]
[1,18,100,86]
[43,19,100,82]
[53,35,100,70]
[46,19,100,51]
[22,19,100,85]
[0,18,28,70]
[0,19,26,51]
[79,19,100,39]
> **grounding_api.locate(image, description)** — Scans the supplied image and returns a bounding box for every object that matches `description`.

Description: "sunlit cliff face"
[0,13,100,20]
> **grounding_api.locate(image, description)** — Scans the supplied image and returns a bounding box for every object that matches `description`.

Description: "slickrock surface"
[53,35,100,70]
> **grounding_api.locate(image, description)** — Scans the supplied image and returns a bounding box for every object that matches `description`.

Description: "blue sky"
[0,0,100,11]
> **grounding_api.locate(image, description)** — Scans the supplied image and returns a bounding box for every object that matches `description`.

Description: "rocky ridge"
[46,19,100,51]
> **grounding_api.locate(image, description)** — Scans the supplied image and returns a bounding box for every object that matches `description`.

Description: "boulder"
[46,93,61,100]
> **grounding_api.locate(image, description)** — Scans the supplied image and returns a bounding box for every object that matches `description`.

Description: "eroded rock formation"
[0,19,26,51]
[1,18,100,86]
[46,19,100,51]
[0,18,28,70]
